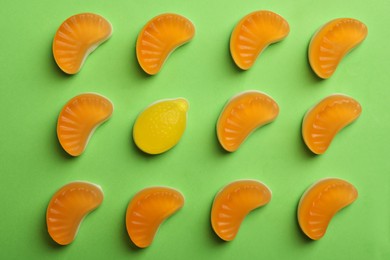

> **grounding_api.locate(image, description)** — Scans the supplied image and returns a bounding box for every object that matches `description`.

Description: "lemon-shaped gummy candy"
[133,98,189,154]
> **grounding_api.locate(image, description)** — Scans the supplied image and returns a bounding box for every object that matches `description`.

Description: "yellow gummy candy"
[133,98,189,154]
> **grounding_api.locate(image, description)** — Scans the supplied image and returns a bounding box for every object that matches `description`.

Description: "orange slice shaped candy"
[298,178,358,240]
[46,181,104,245]
[126,187,184,248]
[136,13,195,75]
[230,10,290,70]
[302,94,361,154]
[217,91,279,152]
[53,13,112,74]
[309,18,368,79]
[211,180,271,241]
[57,93,113,156]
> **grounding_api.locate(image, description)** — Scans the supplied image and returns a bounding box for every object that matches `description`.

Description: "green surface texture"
[1,0,389,259]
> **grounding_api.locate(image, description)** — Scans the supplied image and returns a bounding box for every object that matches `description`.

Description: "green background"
[1,0,389,259]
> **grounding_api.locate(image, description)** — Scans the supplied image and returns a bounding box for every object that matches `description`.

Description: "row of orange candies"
[46,178,358,247]
[53,11,367,78]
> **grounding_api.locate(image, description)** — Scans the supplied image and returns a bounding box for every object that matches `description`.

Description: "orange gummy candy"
[57,93,113,156]
[53,13,112,74]
[298,178,358,240]
[46,181,104,245]
[230,10,290,70]
[309,18,367,79]
[217,91,279,152]
[302,94,361,154]
[136,13,195,75]
[211,180,271,241]
[126,187,184,248]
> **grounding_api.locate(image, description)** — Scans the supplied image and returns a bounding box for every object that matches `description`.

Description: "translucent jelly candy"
[57,93,113,156]
[136,13,195,75]
[309,18,367,79]
[133,98,188,154]
[298,178,358,240]
[230,10,290,70]
[217,91,279,152]
[46,181,104,245]
[126,187,184,248]
[302,94,361,154]
[211,180,271,241]
[53,13,112,74]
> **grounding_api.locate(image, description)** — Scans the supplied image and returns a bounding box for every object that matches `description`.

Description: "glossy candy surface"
[53,13,112,74]
[57,93,113,156]
[211,180,271,241]
[136,13,195,75]
[309,18,367,79]
[126,187,184,248]
[133,98,188,154]
[298,178,358,240]
[46,182,104,245]
[302,94,361,154]
[217,91,279,152]
[230,10,289,70]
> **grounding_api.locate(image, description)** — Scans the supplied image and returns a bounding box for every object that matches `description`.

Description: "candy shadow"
[47,43,73,79]
[294,198,315,244]
[205,204,226,246]
[208,224,227,246]
[214,131,231,156]
[305,39,325,85]
[211,112,233,156]
[40,207,64,250]
[52,123,76,161]
[121,218,144,253]
[129,47,152,80]
[298,117,318,159]
[225,38,244,75]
